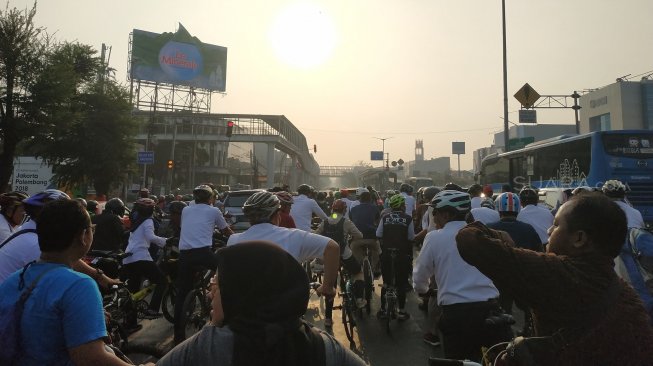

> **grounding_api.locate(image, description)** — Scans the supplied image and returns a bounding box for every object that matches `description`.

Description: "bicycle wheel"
[181,289,208,339]
[385,294,395,334]
[362,258,373,315]
[161,285,176,323]
[341,297,357,345]
[107,319,129,354]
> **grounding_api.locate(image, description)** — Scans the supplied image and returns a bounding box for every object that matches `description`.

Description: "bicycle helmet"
[332,199,347,213]
[430,190,471,212]
[388,194,406,209]
[356,187,369,197]
[193,184,214,202]
[483,185,494,198]
[275,191,294,205]
[243,191,280,223]
[87,200,99,214]
[399,183,414,194]
[138,188,150,198]
[168,200,187,215]
[422,186,441,203]
[385,189,396,198]
[105,198,126,216]
[519,187,539,206]
[297,184,312,195]
[601,180,627,198]
[23,189,70,207]
[495,192,520,213]
[480,197,496,210]
[444,182,464,192]
[468,184,483,197]
[75,197,87,208]
[0,191,28,207]
[134,197,156,208]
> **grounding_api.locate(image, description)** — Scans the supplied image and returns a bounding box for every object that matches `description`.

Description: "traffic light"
[313,144,317,153]
[167,160,174,169]
[226,121,234,138]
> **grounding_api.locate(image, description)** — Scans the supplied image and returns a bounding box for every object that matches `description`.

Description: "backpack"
[322,217,346,254]
[0,263,62,365]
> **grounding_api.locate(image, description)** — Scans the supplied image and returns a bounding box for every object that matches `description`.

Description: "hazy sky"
[17,0,653,170]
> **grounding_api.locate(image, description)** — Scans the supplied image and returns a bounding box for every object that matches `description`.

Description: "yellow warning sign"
[514,83,540,108]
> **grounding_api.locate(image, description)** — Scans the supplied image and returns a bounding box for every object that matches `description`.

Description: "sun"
[269,3,337,69]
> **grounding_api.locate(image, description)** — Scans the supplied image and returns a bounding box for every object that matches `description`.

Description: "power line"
[303,126,501,135]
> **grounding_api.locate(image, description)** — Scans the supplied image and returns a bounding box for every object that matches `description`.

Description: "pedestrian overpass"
[134,112,320,190]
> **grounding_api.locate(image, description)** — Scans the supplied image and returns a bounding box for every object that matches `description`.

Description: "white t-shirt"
[413,220,499,305]
[517,204,554,244]
[179,203,229,250]
[123,218,167,264]
[227,223,330,263]
[0,220,39,284]
[401,193,416,217]
[469,207,500,225]
[0,214,15,244]
[615,201,645,229]
[289,195,328,232]
[470,196,483,209]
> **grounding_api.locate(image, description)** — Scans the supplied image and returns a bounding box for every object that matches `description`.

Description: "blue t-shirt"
[350,202,380,239]
[0,262,107,365]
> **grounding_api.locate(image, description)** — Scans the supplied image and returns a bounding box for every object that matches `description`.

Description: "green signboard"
[131,24,227,92]
[508,136,535,150]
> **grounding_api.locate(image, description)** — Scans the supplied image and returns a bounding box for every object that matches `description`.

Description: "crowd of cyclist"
[0,177,652,365]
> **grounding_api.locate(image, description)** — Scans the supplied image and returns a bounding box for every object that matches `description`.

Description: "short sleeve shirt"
[227,223,329,263]
[180,203,229,250]
[0,262,107,365]
[0,220,39,284]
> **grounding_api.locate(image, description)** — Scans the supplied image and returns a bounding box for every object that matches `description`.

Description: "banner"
[131,24,227,92]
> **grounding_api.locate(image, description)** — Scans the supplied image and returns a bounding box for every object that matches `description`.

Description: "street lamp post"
[373,137,393,169]
[502,0,510,152]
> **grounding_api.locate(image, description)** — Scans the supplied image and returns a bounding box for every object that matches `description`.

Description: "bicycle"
[360,242,375,315]
[180,266,215,340]
[427,341,509,366]
[333,266,358,346]
[378,247,400,333]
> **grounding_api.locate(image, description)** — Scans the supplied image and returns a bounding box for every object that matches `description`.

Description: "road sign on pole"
[370,151,384,161]
[518,109,537,123]
[514,83,540,108]
[138,151,155,164]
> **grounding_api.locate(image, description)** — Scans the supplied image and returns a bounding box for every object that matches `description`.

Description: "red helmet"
[274,191,294,204]
[332,199,347,213]
[339,189,349,198]
[134,198,156,208]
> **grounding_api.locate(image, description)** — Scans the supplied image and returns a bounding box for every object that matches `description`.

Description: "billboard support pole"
[457,154,461,178]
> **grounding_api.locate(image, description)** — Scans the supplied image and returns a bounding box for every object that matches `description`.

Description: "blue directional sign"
[370,151,384,161]
[137,151,155,164]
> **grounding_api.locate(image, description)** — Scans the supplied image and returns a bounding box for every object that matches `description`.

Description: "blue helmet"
[23,189,70,207]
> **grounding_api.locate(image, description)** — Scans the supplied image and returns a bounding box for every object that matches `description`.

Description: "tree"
[25,42,137,196]
[0,2,46,192]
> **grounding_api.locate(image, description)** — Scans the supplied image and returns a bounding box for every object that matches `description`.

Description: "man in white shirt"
[468,198,500,225]
[399,183,416,218]
[174,184,234,343]
[228,191,338,299]
[468,184,484,209]
[290,184,328,231]
[517,187,554,246]
[413,190,512,362]
[602,180,645,228]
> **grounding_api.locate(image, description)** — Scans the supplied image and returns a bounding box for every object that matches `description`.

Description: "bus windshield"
[602,133,653,159]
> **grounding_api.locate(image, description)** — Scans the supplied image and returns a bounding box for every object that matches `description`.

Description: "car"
[222,189,265,232]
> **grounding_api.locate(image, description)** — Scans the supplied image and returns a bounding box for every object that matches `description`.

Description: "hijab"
[215,241,320,366]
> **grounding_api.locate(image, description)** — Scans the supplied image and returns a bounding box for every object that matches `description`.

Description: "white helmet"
[430,190,471,212]
[243,191,280,222]
[356,187,369,197]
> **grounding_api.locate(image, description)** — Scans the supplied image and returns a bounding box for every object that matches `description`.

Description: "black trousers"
[379,249,411,310]
[121,260,166,312]
[439,300,513,362]
[173,246,218,342]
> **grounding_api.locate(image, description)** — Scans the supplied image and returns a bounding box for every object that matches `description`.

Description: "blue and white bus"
[478,130,653,225]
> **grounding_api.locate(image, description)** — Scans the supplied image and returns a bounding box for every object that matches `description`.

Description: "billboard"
[11,157,55,196]
[370,151,384,161]
[131,24,227,92]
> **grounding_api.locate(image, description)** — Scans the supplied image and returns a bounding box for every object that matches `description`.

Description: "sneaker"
[376,309,388,319]
[396,310,410,321]
[355,298,367,309]
[423,332,441,347]
[324,318,333,327]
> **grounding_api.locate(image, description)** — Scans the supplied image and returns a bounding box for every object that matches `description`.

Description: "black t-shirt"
[487,217,542,251]
[91,212,127,251]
